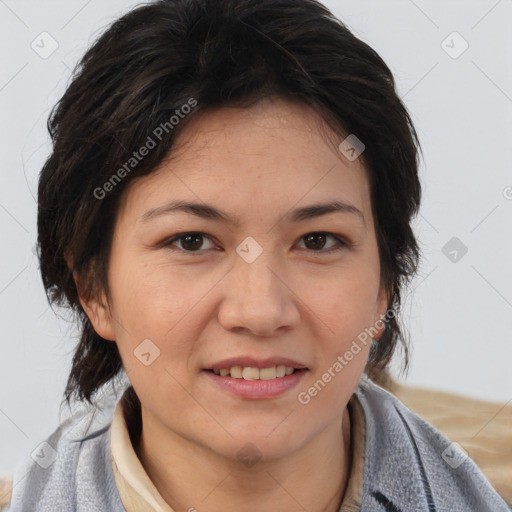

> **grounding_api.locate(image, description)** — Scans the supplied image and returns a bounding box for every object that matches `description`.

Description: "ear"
[73,270,116,342]
[372,283,392,341]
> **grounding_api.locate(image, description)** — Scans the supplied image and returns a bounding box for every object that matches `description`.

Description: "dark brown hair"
[37,0,422,406]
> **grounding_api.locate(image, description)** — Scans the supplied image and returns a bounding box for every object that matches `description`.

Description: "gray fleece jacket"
[5,377,510,511]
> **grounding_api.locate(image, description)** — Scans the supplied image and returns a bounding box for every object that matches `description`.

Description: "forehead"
[118,98,373,230]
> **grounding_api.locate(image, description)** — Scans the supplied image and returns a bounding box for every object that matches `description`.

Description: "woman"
[2,0,508,510]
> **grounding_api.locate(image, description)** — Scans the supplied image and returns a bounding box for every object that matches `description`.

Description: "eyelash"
[162,231,350,256]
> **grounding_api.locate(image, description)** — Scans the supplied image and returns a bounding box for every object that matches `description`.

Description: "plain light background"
[1,0,511,476]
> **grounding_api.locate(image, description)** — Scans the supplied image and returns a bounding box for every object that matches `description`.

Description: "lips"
[203,364,308,399]
[202,356,309,397]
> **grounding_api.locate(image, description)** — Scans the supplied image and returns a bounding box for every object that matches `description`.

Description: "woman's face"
[85,98,388,462]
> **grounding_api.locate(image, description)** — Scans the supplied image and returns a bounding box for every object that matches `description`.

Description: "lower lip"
[203,369,308,399]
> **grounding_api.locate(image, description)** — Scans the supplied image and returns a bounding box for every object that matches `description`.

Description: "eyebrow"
[141,199,365,227]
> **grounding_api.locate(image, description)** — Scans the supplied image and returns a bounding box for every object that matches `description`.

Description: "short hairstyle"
[37,0,422,405]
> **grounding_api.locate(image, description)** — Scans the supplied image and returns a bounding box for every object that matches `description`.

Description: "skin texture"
[79,97,389,512]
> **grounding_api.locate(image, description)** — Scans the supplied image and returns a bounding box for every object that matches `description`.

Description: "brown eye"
[165,232,215,253]
[299,232,346,252]
[179,233,204,251]
[163,231,347,256]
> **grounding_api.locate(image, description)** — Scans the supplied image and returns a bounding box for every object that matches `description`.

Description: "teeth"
[230,366,243,378]
[212,365,300,380]
[259,367,276,380]
[242,367,260,380]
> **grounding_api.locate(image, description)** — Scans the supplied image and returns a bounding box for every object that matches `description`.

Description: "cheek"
[310,265,382,337]
[107,262,217,392]
[304,263,381,396]
[108,256,194,334]
[298,280,375,412]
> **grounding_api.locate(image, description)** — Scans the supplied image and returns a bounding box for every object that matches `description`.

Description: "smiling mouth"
[205,365,307,381]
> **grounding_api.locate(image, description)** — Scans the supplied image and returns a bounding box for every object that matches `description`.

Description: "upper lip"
[206,356,308,371]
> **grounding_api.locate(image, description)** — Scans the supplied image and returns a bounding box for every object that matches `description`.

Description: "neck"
[135,406,351,512]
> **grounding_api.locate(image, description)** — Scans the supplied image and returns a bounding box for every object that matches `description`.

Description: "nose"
[217,251,301,337]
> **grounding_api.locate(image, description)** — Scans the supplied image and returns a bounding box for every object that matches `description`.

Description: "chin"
[223,437,300,467]
[219,423,310,463]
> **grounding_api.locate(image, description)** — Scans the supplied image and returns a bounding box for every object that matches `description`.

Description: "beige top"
[110,389,365,512]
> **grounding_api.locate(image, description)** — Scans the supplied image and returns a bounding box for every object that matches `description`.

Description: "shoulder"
[354,377,510,512]
[391,380,512,504]
[7,400,124,511]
